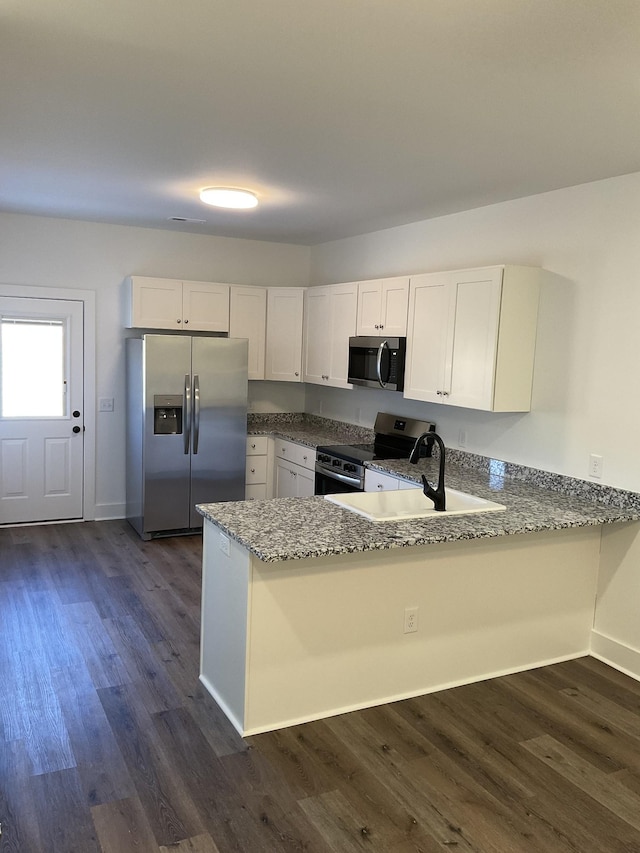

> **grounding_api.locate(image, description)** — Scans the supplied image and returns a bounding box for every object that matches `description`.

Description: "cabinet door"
[295,465,315,498]
[229,286,266,379]
[265,287,304,382]
[327,283,358,388]
[380,277,409,336]
[303,287,331,384]
[128,276,183,329]
[356,280,382,335]
[446,269,502,410]
[403,273,454,403]
[182,281,230,332]
[275,459,299,498]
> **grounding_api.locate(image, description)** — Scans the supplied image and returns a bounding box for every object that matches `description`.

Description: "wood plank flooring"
[2,520,640,852]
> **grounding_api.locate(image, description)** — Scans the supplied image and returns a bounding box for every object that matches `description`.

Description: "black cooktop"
[316,442,415,464]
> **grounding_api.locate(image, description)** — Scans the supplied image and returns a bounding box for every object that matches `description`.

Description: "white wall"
[0,213,310,519]
[310,172,640,492]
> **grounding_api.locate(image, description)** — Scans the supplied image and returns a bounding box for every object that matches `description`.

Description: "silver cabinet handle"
[183,374,191,454]
[193,374,200,454]
[376,340,389,388]
[251,442,256,449]
[377,483,384,489]
[184,319,189,324]
[250,467,256,474]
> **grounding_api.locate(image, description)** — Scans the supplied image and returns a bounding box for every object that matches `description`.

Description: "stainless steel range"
[315,412,436,495]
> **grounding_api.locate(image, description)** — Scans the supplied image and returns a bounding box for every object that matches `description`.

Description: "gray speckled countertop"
[246,411,374,447]
[196,414,640,562]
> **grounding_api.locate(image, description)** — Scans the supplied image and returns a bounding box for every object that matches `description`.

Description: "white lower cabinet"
[245,436,273,500]
[274,439,316,498]
[364,469,421,492]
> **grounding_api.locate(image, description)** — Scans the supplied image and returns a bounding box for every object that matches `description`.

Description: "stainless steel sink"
[325,487,506,521]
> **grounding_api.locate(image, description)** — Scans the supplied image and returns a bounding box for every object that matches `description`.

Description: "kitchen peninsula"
[198,424,640,737]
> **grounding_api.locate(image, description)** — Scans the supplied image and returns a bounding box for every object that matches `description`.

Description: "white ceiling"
[2,0,640,245]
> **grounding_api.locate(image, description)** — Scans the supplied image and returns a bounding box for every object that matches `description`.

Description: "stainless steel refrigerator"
[126,334,248,539]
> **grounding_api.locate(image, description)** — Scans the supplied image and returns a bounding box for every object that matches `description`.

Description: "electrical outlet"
[404,606,419,634]
[98,397,114,412]
[458,428,467,448]
[219,533,230,556]
[589,453,603,479]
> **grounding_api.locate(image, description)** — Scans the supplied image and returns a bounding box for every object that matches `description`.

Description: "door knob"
[73,410,81,418]
[72,425,81,434]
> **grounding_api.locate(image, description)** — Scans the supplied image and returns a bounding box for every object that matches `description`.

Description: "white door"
[0,297,84,524]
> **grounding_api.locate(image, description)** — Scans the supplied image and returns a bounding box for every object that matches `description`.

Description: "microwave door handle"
[193,374,200,454]
[183,374,191,454]
[376,340,389,388]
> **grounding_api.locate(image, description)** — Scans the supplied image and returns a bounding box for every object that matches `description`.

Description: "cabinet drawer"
[274,439,315,470]
[246,435,269,456]
[245,483,269,501]
[398,478,421,490]
[364,470,400,492]
[245,455,268,484]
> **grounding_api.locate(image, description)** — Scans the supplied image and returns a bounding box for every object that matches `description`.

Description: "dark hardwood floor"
[3,520,640,852]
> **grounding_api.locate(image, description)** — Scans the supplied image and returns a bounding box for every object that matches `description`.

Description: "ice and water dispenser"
[153,394,183,435]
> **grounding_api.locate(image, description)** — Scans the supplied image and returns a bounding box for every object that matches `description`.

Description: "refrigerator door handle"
[183,373,191,455]
[193,373,200,454]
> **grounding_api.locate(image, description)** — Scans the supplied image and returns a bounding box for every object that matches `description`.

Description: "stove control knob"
[344,463,356,473]
[332,459,342,467]
[318,454,329,463]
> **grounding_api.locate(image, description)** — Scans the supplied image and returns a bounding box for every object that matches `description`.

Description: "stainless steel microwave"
[347,336,406,391]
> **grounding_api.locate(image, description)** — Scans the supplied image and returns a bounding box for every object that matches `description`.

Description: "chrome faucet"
[409,431,446,511]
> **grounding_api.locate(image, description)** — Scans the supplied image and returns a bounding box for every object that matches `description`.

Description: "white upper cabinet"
[127,276,230,332]
[265,287,304,382]
[303,282,358,387]
[404,265,542,412]
[229,285,267,380]
[356,276,409,336]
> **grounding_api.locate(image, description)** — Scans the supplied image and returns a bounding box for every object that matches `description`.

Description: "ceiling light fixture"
[199,187,259,210]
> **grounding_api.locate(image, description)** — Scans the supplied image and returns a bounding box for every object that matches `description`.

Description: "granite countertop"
[198,415,640,562]
[247,411,374,447]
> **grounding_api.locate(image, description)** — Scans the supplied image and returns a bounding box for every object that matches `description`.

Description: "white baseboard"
[590,630,640,683]
[93,503,126,521]
[199,674,245,737]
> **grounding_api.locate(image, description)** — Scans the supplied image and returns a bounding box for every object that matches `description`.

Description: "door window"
[1,317,66,417]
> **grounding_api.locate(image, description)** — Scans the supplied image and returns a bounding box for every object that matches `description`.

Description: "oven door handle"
[316,466,363,488]
[376,340,389,388]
